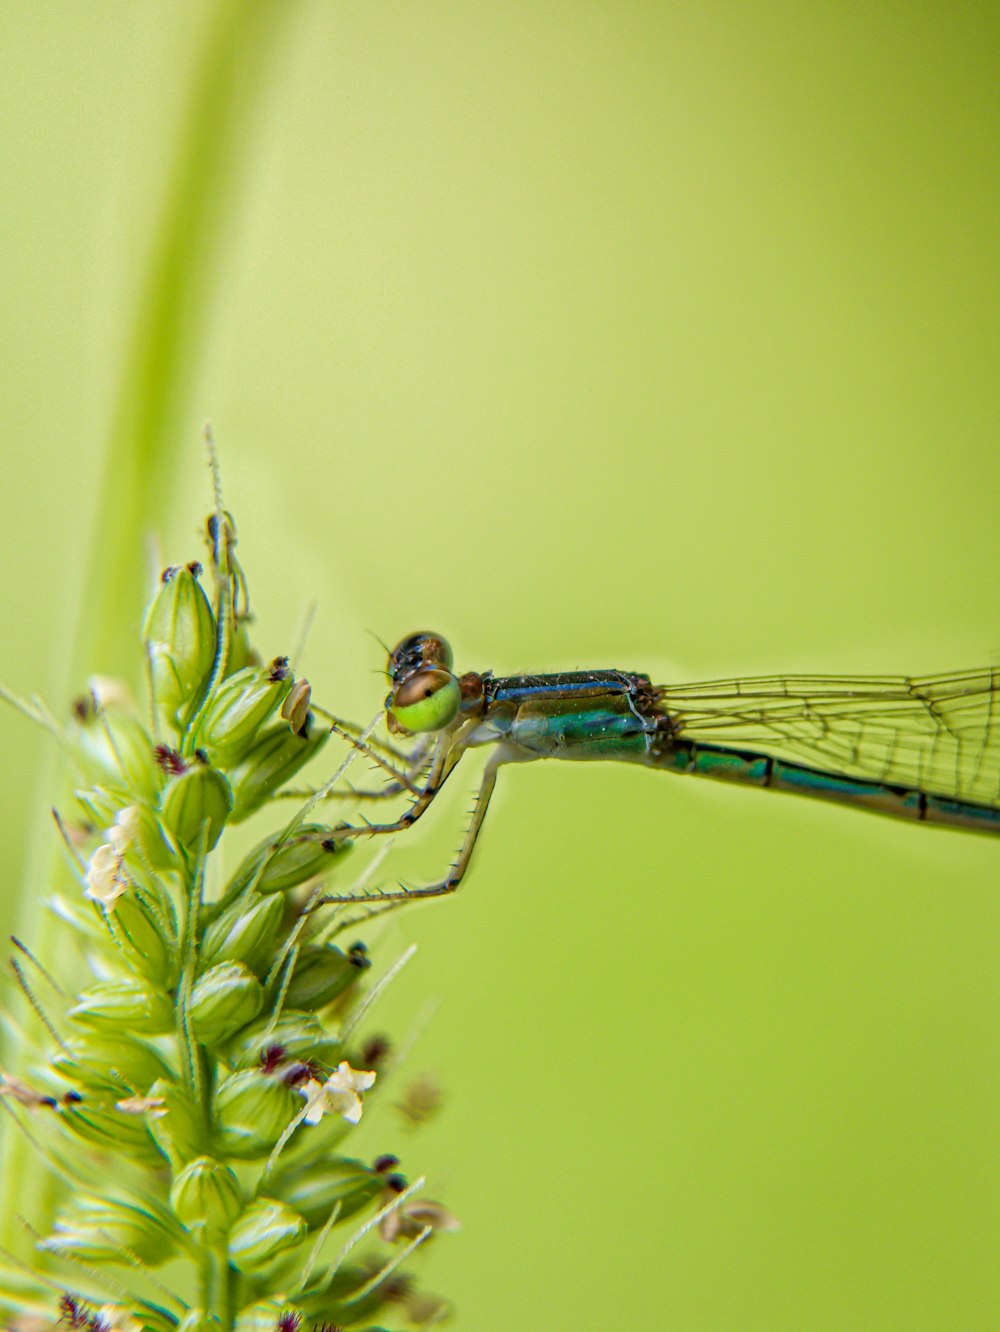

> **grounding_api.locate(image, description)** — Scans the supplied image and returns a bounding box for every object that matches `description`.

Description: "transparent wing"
[657,669,1000,807]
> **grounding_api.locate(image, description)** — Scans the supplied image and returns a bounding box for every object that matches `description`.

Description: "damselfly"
[317,632,1000,909]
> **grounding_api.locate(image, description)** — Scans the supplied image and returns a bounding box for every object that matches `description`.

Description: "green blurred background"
[0,3,997,1327]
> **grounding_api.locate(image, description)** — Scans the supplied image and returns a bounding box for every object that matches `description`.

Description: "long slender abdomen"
[653,740,1000,835]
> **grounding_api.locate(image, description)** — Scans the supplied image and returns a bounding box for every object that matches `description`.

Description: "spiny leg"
[332,735,463,841]
[313,753,501,913]
[274,727,436,803]
[312,708,416,766]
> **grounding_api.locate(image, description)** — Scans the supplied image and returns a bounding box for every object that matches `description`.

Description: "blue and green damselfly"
[318,632,1000,908]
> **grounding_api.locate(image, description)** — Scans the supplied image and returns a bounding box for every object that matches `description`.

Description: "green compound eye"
[390,669,462,734]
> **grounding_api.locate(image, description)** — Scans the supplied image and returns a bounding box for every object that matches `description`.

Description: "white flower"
[84,842,128,911]
[108,804,140,851]
[85,807,141,911]
[87,675,134,711]
[301,1061,377,1125]
[94,1307,142,1332]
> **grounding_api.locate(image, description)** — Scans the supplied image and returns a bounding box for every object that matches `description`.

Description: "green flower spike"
[0,490,456,1328]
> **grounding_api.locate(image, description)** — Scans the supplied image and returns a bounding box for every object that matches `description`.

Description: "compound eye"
[390,669,461,733]
[387,631,454,683]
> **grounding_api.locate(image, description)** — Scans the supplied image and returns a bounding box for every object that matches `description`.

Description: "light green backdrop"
[0,4,997,1328]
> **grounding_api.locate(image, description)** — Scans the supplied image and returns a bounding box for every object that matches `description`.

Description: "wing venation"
[657,669,1000,806]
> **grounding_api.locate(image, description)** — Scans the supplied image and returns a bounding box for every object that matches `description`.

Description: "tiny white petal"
[299,1063,377,1125]
[84,843,128,910]
[301,1078,328,1125]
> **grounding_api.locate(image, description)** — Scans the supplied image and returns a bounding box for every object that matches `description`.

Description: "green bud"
[76,794,176,870]
[146,1077,205,1169]
[225,1009,341,1070]
[214,1069,301,1160]
[160,762,232,856]
[40,1192,182,1267]
[270,1156,381,1229]
[69,976,174,1035]
[189,962,264,1045]
[170,1156,244,1233]
[226,824,352,898]
[228,1197,307,1272]
[59,1100,164,1165]
[200,890,284,975]
[229,717,329,822]
[144,563,217,729]
[72,712,158,799]
[51,1034,172,1096]
[285,943,369,1011]
[129,803,181,870]
[197,660,294,763]
[107,883,177,986]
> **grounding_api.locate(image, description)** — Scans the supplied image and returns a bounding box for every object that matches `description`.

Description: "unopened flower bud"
[200,891,284,974]
[59,1099,165,1165]
[145,1078,205,1170]
[51,1034,172,1096]
[72,711,158,799]
[189,963,264,1045]
[269,1156,382,1228]
[285,944,369,1011]
[213,1069,301,1160]
[108,885,177,986]
[197,660,294,763]
[224,1010,341,1070]
[160,762,233,856]
[144,563,217,730]
[225,825,351,898]
[170,1156,243,1233]
[69,977,173,1035]
[228,717,329,821]
[227,1197,306,1272]
[40,1192,182,1267]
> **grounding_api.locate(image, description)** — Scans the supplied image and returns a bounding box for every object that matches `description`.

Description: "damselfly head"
[386,631,454,685]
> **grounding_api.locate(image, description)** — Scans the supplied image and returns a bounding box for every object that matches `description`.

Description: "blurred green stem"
[0,0,299,1257]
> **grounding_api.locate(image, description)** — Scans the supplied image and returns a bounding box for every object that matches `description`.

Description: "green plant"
[0,486,455,1330]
